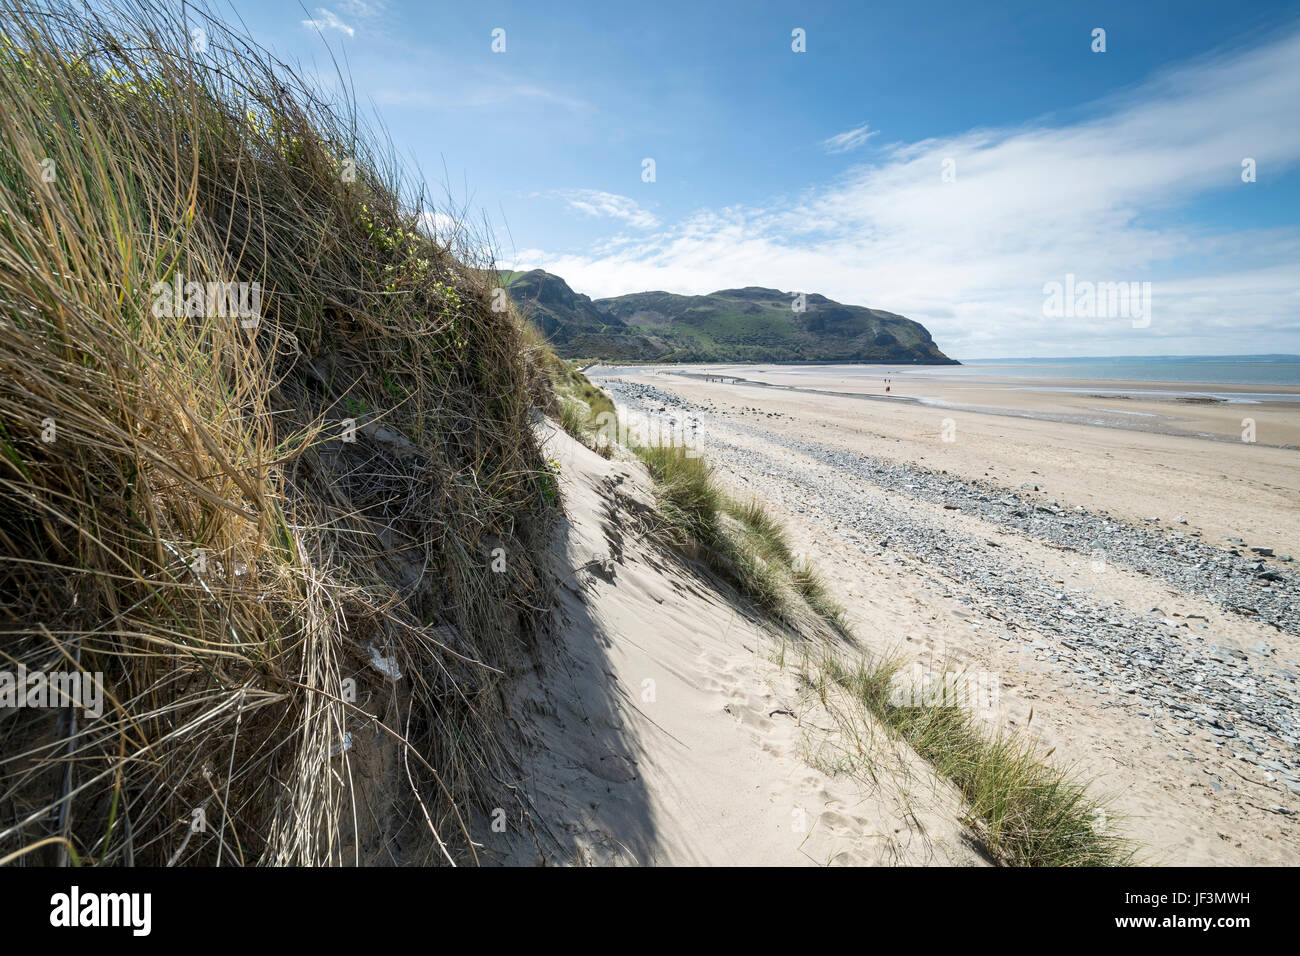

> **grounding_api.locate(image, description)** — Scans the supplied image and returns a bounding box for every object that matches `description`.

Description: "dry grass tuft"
[825,656,1136,866]
[634,441,848,639]
[0,0,553,865]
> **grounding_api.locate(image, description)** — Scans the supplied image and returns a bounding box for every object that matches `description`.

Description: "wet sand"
[635,363,1300,450]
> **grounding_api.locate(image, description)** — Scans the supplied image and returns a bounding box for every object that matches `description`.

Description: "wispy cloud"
[553,189,658,229]
[374,83,592,112]
[336,0,386,16]
[821,122,877,154]
[509,29,1300,356]
[302,8,355,37]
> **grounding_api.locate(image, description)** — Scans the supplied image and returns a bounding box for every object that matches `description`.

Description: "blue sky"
[226,0,1300,358]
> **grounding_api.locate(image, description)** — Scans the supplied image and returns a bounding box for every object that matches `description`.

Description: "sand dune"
[497,421,982,866]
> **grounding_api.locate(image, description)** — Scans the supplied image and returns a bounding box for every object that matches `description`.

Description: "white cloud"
[337,0,385,16]
[418,210,461,238]
[554,190,659,229]
[821,122,877,154]
[507,29,1300,357]
[302,8,355,37]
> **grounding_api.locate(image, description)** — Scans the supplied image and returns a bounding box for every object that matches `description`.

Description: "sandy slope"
[592,369,1300,866]
[495,421,983,866]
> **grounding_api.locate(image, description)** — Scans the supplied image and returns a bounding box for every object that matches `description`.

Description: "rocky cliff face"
[506,269,668,361]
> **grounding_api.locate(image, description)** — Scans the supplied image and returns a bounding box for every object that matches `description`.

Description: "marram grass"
[0,0,554,865]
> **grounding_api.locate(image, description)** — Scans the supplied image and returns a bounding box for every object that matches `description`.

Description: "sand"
[583,366,1300,865]
[495,361,1299,866]
[670,363,1300,450]
[498,420,983,866]
[618,364,1300,563]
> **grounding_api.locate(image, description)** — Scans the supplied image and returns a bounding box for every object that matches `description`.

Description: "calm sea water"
[915,355,1300,387]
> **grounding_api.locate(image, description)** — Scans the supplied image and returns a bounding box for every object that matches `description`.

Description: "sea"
[908,354,1300,387]
[650,355,1300,406]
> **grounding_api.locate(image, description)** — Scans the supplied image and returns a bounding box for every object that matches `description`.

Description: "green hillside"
[506,270,957,364]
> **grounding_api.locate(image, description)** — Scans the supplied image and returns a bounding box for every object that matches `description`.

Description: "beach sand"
[671,363,1300,445]
[585,365,1300,865]
[614,364,1300,559]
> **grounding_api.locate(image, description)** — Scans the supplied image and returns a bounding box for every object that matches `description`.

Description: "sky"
[222,0,1300,359]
